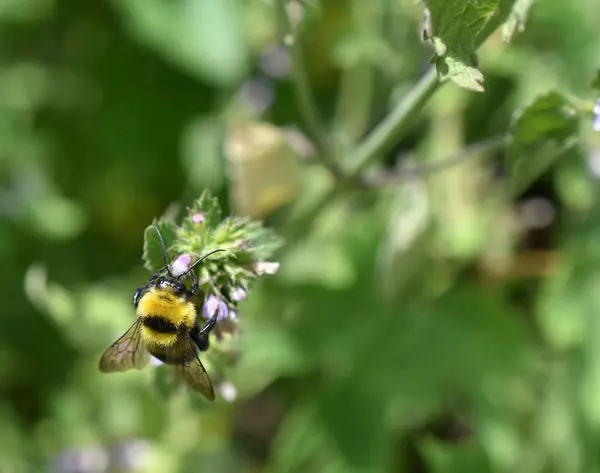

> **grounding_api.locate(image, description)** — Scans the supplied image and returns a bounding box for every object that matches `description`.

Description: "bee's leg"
[148,269,163,282]
[188,269,200,296]
[191,312,218,352]
[199,314,218,335]
[190,324,211,352]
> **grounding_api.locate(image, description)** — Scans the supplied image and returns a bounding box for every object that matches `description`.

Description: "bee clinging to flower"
[98,223,224,401]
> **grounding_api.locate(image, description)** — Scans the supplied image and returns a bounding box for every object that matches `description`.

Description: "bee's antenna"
[153,223,174,277]
[180,249,225,278]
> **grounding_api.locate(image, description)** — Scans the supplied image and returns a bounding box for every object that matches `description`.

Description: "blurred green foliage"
[3,0,600,472]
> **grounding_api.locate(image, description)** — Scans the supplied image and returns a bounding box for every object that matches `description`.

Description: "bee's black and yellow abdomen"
[141,316,179,334]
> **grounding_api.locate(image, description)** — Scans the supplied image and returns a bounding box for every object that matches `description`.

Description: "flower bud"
[170,254,192,277]
[231,287,247,302]
[191,212,205,223]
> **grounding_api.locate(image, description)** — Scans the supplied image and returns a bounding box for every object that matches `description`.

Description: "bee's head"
[150,221,225,290]
[155,275,186,295]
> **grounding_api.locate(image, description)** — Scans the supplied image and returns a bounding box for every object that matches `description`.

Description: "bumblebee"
[99,223,223,401]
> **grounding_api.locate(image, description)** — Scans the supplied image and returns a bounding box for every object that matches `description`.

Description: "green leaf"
[509,92,579,150]
[241,220,284,261]
[267,403,329,473]
[507,92,579,192]
[420,439,492,473]
[316,379,390,469]
[214,217,284,261]
[112,0,249,86]
[502,0,534,42]
[422,0,503,91]
[181,116,226,191]
[278,240,356,290]
[142,219,178,272]
[314,283,530,467]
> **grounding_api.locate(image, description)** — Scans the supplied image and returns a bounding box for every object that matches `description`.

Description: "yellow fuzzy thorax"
[136,286,197,347]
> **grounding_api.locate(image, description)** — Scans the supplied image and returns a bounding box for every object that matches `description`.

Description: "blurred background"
[3,0,600,472]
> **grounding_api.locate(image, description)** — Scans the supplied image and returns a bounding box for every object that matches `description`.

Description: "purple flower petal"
[192,212,205,223]
[170,254,192,276]
[231,287,247,302]
[234,238,251,251]
[594,114,600,132]
[593,99,600,132]
[202,295,220,319]
[218,300,229,321]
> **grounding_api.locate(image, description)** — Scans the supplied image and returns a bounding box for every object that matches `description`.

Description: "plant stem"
[358,135,509,188]
[280,1,342,178]
[285,67,442,235]
[345,68,440,176]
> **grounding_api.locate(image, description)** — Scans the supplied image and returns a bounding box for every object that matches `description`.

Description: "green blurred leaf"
[502,0,534,42]
[143,219,178,272]
[591,70,600,91]
[420,439,492,473]
[316,380,390,469]
[278,240,355,290]
[267,403,329,473]
[507,91,579,193]
[112,0,249,86]
[422,0,504,91]
[181,116,226,191]
[28,194,87,241]
[509,92,579,152]
[311,282,530,468]
[234,218,284,261]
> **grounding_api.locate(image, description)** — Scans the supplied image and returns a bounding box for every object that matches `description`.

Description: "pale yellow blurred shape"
[226,121,302,219]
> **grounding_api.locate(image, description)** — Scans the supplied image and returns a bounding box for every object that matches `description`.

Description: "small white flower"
[231,287,247,302]
[219,380,238,402]
[254,261,280,275]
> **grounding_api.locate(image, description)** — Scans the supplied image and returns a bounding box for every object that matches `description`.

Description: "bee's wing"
[98,319,150,373]
[171,334,215,401]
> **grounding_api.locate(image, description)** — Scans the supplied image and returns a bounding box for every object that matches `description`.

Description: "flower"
[234,238,251,251]
[191,212,205,223]
[112,440,152,471]
[202,294,229,321]
[230,287,247,302]
[150,356,164,367]
[594,99,600,131]
[218,380,238,402]
[52,446,109,473]
[254,261,280,275]
[170,254,192,276]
